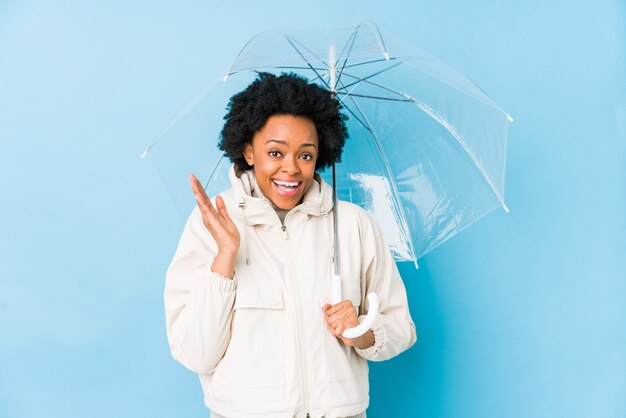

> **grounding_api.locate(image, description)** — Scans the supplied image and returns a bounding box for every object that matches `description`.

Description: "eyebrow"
[266,139,317,149]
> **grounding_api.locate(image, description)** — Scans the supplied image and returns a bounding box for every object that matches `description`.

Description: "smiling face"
[244,114,319,210]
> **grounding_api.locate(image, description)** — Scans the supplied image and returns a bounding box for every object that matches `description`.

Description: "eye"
[268,150,282,158]
[299,153,314,161]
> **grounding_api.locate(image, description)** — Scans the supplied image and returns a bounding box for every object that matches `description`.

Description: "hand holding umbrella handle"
[342,292,379,339]
[331,274,379,339]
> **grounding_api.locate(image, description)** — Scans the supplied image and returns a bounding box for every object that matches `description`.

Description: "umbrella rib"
[334,69,414,104]
[284,33,329,65]
[338,61,404,91]
[340,72,407,99]
[283,34,331,89]
[337,92,412,102]
[306,70,330,86]
[335,57,350,89]
[340,100,373,133]
[226,60,396,76]
[337,22,363,58]
[270,67,332,88]
[344,98,416,257]
[273,65,329,71]
[336,78,418,260]
[205,154,226,190]
[334,23,362,89]
[332,70,374,132]
[341,57,398,69]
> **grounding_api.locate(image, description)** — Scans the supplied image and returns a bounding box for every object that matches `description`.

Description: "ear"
[243,143,254,166]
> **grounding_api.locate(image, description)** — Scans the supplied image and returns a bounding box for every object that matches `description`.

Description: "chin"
[273,198,299,210]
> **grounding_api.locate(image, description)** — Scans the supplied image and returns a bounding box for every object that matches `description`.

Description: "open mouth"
[272,179,301,196]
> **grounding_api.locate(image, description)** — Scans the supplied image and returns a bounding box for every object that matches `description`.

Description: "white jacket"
[164,166,416,418]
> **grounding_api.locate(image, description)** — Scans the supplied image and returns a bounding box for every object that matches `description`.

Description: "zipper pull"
[281,225,289,240]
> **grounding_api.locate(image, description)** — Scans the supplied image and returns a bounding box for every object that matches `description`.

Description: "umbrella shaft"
[329,44,337,91]
[332,163,340,275]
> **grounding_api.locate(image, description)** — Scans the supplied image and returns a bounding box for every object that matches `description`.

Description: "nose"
[281,155,300,175]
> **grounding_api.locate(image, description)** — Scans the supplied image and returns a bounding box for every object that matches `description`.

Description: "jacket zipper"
[279,220,311,418]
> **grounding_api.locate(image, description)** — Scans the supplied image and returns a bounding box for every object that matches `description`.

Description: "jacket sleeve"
[354,213,417,361]
[164,207,237,374]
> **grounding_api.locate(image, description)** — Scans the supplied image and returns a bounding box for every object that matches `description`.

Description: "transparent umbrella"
[143,21,512,266]
[143,22,512,335]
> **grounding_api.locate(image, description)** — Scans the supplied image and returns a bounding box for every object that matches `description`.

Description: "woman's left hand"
[323,302,374,349]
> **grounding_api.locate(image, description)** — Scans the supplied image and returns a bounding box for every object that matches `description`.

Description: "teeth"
[273,180,299,187]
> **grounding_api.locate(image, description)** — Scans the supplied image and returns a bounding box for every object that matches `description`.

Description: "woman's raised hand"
[190,174,240,278]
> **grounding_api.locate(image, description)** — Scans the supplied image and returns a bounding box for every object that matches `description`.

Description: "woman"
[164,73,416,418]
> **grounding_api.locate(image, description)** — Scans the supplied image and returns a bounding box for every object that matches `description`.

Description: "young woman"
[164,73,416,418]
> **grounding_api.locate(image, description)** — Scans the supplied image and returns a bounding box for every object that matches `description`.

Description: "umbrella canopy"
[143,21,512,266]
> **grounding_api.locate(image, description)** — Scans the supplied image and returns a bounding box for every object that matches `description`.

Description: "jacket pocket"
[214,284,286,388]
[323,279,365,382]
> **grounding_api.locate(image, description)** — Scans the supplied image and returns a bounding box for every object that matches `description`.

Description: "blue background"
[1,1,625,417]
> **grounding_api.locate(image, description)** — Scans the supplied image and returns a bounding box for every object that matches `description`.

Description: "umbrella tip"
[503,203,510,213]
[506,114,514,122]
[223,73,229,82]
[140,149,148,159]
[384,52,390,60]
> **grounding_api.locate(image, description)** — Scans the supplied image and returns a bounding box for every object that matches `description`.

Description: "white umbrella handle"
[331,274,379,339]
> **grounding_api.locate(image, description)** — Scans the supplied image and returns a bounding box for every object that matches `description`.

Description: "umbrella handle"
[331,274,379,339]
[342,292,379,339]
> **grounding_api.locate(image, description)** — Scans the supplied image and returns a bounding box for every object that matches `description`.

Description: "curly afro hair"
[219,72,348,171]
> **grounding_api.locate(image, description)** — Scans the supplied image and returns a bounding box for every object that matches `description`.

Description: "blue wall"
[1,1,624,417]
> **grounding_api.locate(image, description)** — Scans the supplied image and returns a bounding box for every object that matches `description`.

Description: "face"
[244,114,319,210]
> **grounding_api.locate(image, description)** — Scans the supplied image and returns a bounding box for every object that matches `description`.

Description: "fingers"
[329,320,349,339]
[323,301,358,335]
[215,195,232,222]
[324,300,353,316]
[189,174,209,203]
[189,174,217,217]
[327,309,354,328]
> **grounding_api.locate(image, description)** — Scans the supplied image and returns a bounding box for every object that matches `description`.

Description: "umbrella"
[142,21,512,337]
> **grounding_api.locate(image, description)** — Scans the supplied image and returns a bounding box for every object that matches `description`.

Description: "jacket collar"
[227,164,334,226]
